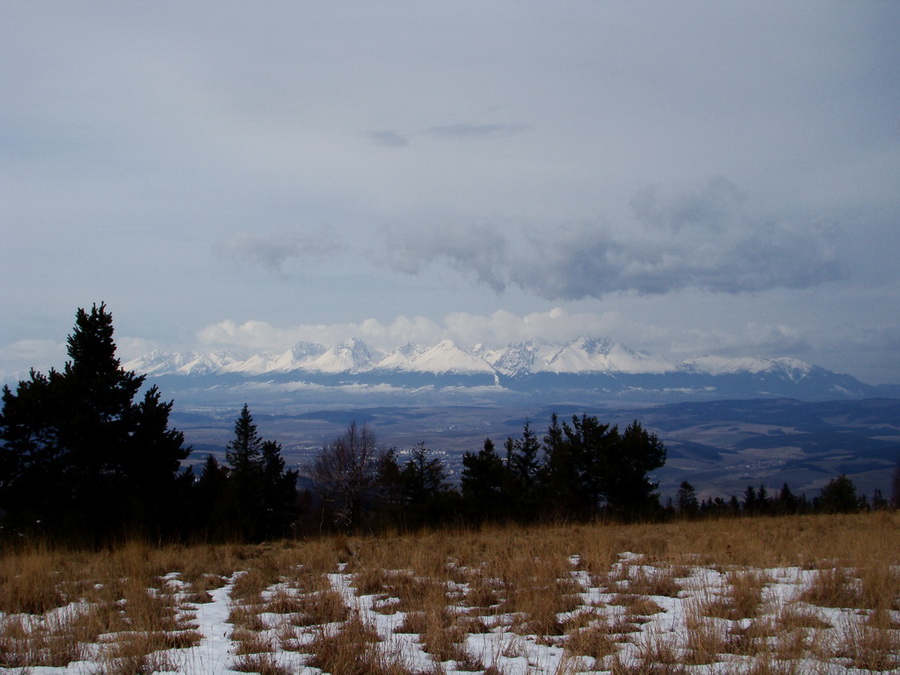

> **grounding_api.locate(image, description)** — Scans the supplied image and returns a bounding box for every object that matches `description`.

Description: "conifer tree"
[818,474,860,514]
[226,404,263,476]
[461,438,506,522]
[604,420,665,519]
[221,405,297,540]
[193,454,232,539]
[0,304,189,540]
[504,420,542,521]
[398,443,455,527]
[260,439,299,539]
[676,481,699,517]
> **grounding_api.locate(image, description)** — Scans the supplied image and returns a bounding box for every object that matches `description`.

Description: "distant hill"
[168,397,900,505]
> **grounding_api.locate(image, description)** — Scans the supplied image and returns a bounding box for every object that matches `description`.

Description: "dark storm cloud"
[390,180,843,300]
[386,222,509,292]
[514,221,841,299]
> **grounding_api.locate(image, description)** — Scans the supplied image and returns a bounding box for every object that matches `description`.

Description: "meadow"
[1,512,898,674]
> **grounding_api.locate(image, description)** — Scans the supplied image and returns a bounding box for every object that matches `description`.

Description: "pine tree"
[260,439,299,539]
[460,438,506,522]
[193,455,232,539]
[540,413,581,519]
[742,485,758,515]
[398,443,452,528]
[0,304,189,540]
[504,420,543,522]
[603,420,665,519]
[225,404,263,476]
[676,481,699,517]
[818,475,860,514]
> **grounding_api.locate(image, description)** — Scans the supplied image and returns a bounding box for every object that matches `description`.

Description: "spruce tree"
[223,404,266,539]
[460,438,506,522]
[260,439,299,539]
[225,404,263,475]
[602,420,665,519]
[818,474,860,514]
[676,481,699,517]
[0,304,189,540]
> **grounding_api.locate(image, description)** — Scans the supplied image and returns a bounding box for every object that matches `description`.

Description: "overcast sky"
[2,2,899,384]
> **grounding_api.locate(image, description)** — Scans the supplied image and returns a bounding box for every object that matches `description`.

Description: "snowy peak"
[411,340,495,374]
[683,356,813,379]
[543,337,676,375]
[308,337,374,373]
[486,340,554,377]
[123,350,192,377]
[115,336,874,402]
[376,340,495,375]
[270,341,326,371]
[375,342,422,370]
[177,351,242,376]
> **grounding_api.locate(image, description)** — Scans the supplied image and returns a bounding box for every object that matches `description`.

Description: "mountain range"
[123,336,896,402]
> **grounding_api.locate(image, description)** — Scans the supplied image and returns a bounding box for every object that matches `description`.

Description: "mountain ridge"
[120,336,884,402]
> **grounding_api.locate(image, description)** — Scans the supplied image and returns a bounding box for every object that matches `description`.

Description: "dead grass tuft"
[231,652,293,675]
[799,566,862,609]
[835,611,900,672]
[565,619,620,661]
[307,613,411,675]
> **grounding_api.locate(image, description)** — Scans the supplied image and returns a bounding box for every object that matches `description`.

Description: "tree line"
[304,414,667,533]
[671,475,884,519]
[1,305,897,544]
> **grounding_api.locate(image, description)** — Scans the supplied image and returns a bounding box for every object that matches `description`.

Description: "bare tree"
[310,422,380,531]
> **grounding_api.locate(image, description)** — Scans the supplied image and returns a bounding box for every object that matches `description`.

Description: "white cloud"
[195,308,673,355]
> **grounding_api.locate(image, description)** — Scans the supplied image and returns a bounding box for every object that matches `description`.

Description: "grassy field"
[1,513,898,674]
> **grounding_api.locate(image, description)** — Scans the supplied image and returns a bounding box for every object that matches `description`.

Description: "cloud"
[197,316,445,353]
[213,230,338,275]
[426,123,528,140]
[195,308,664,354]
[0,339,67,381]
[630,177,744,232]
[366,123,526,148]
[387,179,843,299]
[366,130,410,148]
[670,323,812,359]
[385,221,510,292]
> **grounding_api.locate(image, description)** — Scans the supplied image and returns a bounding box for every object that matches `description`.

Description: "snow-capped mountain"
[682,356,811,380]
[373,342,421,370]
[480,340,560,377]
[307,337,374,373]
[270,342,326,371]
[176,351,243,376]
[375,340,496,376]
[120,337,877,401]
[542,337,676,375]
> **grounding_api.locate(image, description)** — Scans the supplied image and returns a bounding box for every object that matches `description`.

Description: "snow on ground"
[4,552,899,674]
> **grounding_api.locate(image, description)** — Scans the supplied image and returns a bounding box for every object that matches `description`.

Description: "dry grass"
[306,612,411,675]
[0,512,897,672]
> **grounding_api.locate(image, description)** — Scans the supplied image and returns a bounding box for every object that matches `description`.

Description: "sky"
[2,2,900,385]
